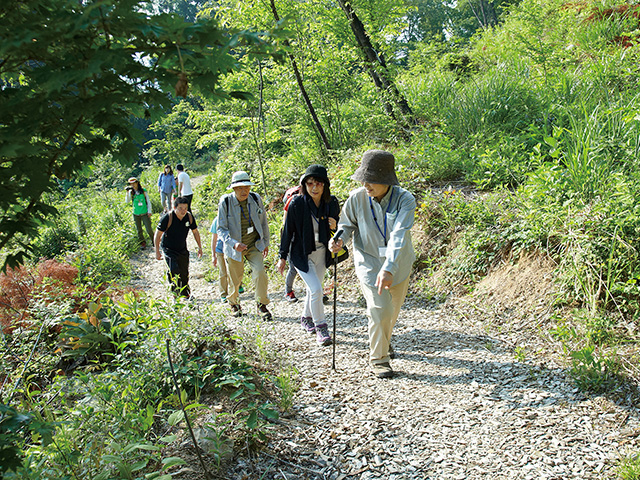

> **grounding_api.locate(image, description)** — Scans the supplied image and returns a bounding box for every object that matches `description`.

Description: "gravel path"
[129,215,640,480]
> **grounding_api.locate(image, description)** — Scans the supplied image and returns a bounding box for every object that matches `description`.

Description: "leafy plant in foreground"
[0,405,56,477]
[58,299,145,366]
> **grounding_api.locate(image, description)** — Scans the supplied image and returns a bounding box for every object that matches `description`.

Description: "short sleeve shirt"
[177,171,193,196]
[157,211,197,252]
[209,216,224,254]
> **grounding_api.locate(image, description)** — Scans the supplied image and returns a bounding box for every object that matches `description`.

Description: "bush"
[0,260,79,333]
[31,221,79,260]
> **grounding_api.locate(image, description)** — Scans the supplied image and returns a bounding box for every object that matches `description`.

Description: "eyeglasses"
[306,180,324,188]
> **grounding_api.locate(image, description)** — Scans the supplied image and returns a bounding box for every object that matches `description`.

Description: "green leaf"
[246,410,258,429]
[228,388,244,400]
[162,456,187,468]
[168,410,184,426]
[159,434,177,443]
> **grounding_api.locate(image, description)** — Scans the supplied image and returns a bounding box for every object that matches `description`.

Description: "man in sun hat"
[217,171,272,320]
[329,150,416,378]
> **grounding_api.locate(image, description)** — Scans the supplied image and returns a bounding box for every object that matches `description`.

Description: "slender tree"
[335,0,415,128]
[268,0,332,154]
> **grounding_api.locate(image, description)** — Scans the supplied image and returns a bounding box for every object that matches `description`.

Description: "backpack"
[283,185,301,211]
[224,192,259,212]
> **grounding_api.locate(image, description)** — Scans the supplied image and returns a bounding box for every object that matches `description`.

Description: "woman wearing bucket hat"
[329,150,416,378]
[217,171,272,320]
[277,165,340,346]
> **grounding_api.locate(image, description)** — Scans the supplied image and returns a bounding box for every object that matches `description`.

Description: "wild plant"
[618,451,640,480]
[569,345,620,393]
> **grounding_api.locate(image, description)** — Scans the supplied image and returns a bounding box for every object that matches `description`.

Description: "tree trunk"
[269,0,332,155]
[336,0,415,128]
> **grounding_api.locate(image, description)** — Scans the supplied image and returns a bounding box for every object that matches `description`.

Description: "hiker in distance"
[157,164,176,213]
[175,164,193,212]
[154,196,203,298]
[277,165,340,346]
[217,171,272,320]
[125,177,154,249]
[329,150,416,379]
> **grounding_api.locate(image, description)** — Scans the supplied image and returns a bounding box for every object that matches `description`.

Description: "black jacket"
[279,194,340,272]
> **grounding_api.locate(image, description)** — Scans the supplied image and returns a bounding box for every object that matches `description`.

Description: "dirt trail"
[128,180,640,479]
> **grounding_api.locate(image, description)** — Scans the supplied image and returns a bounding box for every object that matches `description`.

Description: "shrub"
[30,221,79,260]
[0,260,79,333]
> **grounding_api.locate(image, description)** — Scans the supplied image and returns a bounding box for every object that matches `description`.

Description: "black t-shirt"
[157,211,197,252]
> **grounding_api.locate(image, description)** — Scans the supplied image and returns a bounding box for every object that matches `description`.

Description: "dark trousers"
[183,194,193,213]
[163,249,190,297]
[133,214,154,245]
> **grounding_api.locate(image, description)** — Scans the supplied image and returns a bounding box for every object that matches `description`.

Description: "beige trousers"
[216,252,228,297]
[226,246,269,306]
[359,276,410,365]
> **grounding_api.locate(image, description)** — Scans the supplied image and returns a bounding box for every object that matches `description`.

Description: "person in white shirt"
[176,164,193,211]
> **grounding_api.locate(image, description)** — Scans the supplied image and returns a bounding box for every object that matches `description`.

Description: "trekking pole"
[330,229,343,371]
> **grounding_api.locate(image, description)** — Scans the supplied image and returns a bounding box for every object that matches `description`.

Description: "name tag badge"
[185,222,190,227]
[378,246,387,258]
[247,226,254,234]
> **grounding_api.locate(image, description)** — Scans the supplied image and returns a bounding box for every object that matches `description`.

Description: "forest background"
[2,0,640,478]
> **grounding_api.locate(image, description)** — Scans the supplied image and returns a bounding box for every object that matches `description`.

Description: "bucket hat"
[228,171,255,189]
[350,150,399,185]
[300,164,329,185]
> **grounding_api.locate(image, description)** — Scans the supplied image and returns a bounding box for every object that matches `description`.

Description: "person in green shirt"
[125,177,154,249]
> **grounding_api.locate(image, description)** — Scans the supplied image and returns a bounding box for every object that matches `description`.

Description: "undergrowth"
[1,267,294,479]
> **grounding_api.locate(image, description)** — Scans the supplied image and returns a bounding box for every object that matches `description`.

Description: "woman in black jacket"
[277,165,340,346]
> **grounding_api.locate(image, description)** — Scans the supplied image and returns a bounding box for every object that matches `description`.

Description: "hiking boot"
[371,362,394,379]
[284,291,299,303]
[300,317,316,334]
[322,294,329,305]
[257,303,272,321]
[220,294,227,303]
[389,344,396,360]
[230,304,242,317]
[315,324,332,346]
[238,285,245,294]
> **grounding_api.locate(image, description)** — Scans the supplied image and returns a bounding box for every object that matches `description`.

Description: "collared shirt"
[217,192,269,262]
[338,185,416,287]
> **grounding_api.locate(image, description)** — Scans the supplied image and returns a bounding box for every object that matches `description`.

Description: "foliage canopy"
[0,0,278,269]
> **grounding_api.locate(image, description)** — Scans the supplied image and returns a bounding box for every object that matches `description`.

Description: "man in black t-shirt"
[154,196,203,298]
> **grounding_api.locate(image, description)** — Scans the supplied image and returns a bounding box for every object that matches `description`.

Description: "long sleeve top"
[337,185,416,287]
[157,173,176,194]
[217,192,269,262]
[279,195,340,272]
